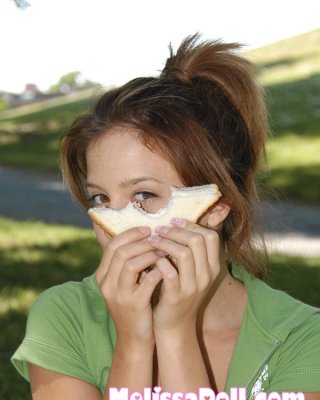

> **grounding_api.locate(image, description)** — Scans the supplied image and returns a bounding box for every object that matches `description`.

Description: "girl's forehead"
[87,130,162,164]
[86,129,182,186]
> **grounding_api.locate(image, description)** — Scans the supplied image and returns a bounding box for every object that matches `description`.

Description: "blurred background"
[0,0,319,398]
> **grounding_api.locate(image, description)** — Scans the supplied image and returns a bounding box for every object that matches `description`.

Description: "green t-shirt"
[225,265,320,395]
[11,264,320,395]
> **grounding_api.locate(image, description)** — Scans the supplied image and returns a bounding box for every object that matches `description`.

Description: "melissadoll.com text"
[109,387,305,400]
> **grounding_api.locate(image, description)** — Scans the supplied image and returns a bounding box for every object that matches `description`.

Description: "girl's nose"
[109,197,130,210]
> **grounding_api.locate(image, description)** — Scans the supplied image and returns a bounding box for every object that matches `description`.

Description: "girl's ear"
[199,199,231,230]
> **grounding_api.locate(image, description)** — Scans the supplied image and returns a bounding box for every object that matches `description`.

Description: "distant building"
[0,84,62,108]
[0,90,21,108]
[20,83,43,101]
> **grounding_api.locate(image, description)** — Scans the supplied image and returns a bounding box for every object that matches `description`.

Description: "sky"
[1,0,319,93]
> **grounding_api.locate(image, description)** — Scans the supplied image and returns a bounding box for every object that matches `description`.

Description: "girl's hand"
[97,226,163,347]
[148,218,221,335]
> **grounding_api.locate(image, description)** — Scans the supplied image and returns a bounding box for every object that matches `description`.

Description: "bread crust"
[88,209,118,237]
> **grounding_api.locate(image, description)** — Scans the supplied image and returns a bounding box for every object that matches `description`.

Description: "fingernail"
[138,226,150,234]
[148,235,162,242]
[171,217,187,227]
[154,225,171,234]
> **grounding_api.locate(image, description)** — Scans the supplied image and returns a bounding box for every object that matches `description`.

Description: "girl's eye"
[133,191,158,204]
[88,191,158,208]
[89,194,109,207]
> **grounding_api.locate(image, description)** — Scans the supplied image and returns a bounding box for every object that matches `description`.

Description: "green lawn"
[0,90,95,171]
[249,29,320,203]
[1,217,320,399]
[259,133,320,202]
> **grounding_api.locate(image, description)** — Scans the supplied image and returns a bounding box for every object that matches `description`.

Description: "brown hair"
[61,34,268,279]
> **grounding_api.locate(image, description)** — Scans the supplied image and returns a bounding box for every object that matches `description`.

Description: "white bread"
[88,183,221,237]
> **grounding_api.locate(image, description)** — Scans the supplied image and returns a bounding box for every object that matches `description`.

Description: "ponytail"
[162,34,268,174]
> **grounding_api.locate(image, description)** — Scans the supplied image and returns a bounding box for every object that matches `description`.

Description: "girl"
[12,35,320,399]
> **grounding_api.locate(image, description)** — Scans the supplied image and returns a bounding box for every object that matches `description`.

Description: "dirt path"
[1,165,319,256]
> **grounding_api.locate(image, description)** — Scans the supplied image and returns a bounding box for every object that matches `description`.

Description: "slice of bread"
[88,183,221,237]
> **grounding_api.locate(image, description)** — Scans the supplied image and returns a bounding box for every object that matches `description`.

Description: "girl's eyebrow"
[119,177,164,188]
[86,177,163,191]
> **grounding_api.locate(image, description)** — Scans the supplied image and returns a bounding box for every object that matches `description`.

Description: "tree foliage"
[11,0,30,9]
[49,71,100,94]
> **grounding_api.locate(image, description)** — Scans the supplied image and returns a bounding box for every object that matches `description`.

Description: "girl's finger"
[149,234,196,290]
[102,232,153,286]
[102,226,150,257]
[150,224,212,290]
[158,220,220,281]
[135,267,163,304]
[180,222,221,280]
[154,257,180,297]
[118,251,161,291]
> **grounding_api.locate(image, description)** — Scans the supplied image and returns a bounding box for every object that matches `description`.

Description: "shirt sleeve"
[11,283,97,387]
[268,312,320,391]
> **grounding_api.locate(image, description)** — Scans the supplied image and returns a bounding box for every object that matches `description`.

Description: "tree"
[49,71,100,94]
[11,0,30,9]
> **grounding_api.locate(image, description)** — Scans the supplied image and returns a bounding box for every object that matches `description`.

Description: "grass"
[248,29,320,203]
[260,133,320,202]
[246,29,320,86]
[0,89,97,171]
[0,218,100,400]
[268,253,320,307]
[0,217,319,399]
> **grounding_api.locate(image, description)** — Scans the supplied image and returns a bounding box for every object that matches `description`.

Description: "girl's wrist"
[154,324,198,348]
[115,334,155,354]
